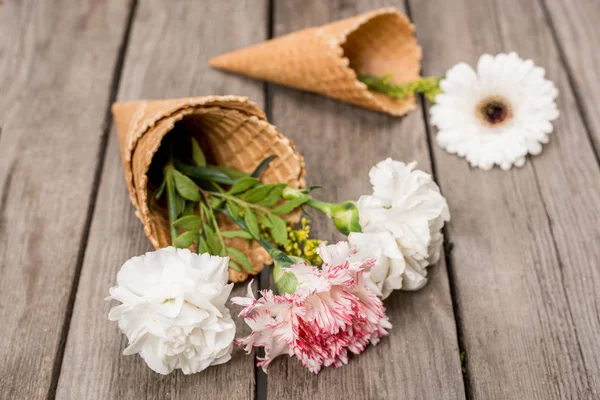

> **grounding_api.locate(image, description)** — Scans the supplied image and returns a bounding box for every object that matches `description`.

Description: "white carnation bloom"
[430,52,559,170]
[107,247,236,375]
[352,159,449,298]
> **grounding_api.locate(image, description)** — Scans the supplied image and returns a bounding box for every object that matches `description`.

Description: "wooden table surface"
[1,0,599,399]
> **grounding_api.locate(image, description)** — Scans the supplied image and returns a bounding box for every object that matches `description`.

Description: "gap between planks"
[256,0,275,398]
[401,0,471,396]
[47,1,139,399]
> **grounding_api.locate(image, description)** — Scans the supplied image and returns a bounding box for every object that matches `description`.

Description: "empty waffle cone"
[112,95,306,282]
[210,8,421,116]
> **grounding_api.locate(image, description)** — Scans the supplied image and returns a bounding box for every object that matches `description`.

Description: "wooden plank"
[540,0,600,393]
[55,1,267,399]
[267,2,465,399]
[0,1,133,398]
[541,0,600,154]
[410,0,600,398]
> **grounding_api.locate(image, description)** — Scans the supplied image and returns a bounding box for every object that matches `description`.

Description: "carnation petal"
[234,241,391,374]
[352,161,449,298]
[107,247,235,375]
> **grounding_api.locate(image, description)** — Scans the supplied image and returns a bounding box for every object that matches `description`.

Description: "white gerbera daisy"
[430,52,559,170]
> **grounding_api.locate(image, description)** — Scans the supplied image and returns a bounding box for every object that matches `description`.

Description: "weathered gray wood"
[267,2,465,399]
[55,0,267,399]
[542,0,600,156]
[410,0,600,398]
[0,1,133,398]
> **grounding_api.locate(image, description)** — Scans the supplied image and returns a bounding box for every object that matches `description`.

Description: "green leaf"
[229,177,259,195]
[173,215,203,230]
[251,155,278,178]
[240,184,275,203]
[175,194,185,217]
[226,201,239,218]
[221,230,254,239]
[210,196,225,210]
[259,185,284,207]
[174,162,235,185]
[257,213,273,228]
[148,197,155,213]
[227,247,254,273]
[154,179,166,199]
[273,197,309,215]
[172,169,201,201]
[173,231,199,248]
[244,206,260,239]
[182,201,197,217]
[268,213,288,246]
[228,259,243,272]
[191,137,206,166]
[204,224,223,256]
[212,165,249,180]
[198,236,210,254]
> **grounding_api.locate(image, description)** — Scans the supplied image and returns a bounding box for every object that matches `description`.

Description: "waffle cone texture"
[112,96,306,282]
[210,8,421,116]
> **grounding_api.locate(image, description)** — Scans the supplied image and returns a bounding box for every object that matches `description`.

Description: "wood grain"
[0,1,133,398]
[410,0,600,397]
[55,0,267,399]
[541,0,600,155]
[266,2,465,399]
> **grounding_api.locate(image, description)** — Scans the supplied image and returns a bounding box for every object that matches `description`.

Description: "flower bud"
[306,199,361,235]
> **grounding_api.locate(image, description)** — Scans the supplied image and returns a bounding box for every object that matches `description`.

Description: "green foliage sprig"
[151,136,316,274]
[150,134,364,279]
[358,74,442,103]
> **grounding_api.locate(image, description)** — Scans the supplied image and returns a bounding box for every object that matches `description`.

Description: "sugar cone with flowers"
[112,95,305,282]
[210,8,422,116]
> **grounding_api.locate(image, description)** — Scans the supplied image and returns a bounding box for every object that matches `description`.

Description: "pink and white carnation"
[231,242,392,374]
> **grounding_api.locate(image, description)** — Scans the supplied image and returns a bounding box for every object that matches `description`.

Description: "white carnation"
[107,247,236,375]
[351,159,450,298]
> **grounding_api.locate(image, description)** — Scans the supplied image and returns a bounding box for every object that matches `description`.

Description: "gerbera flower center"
[476,96,512,127]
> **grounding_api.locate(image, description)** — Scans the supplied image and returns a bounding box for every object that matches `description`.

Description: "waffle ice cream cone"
[210,8,421,116]
[112,95,306,282]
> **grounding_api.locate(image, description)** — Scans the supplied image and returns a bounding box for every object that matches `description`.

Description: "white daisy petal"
[430,52,559,170]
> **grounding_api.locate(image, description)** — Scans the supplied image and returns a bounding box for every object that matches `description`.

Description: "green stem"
[212,191,272,215]
[221,208,301,294]
[305,199,332,217]
[203,202,226,254]
[164,164,178,243]
[358,74,442,103]
[222,209,292,263]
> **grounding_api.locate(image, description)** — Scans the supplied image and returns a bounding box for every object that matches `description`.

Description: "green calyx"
[305,199,361,236]
[271,248,304,295]
[282,187,361,235]
[358,74,442,103]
